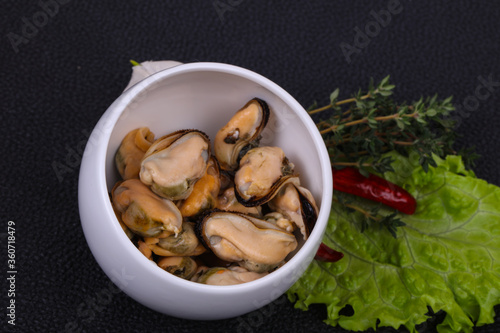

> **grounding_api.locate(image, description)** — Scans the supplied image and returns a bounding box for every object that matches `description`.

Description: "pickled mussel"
[234,146,299,207]
[262,212,295,234]
[268,183,319,240]
[115,127,155,180]
[137,240,153,260]
[196,210,298,273]
[158,256,198,280]
[178,156,221,218]
[216,187,262,216]
[110,98,319,285]
[193,266,267,285]
[140,129,210,201]
[147,222,206,257]
[214,98,269,171]
[111,179,182,238]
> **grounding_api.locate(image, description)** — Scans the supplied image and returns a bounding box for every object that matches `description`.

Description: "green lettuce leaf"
[287,153,500,332]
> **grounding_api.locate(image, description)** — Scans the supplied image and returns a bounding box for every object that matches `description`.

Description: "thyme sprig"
[334,192,406,238]
[316,76,476,236]
[310,75,462,176]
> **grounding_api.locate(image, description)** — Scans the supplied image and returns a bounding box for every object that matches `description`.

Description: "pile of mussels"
[111,98,318,285]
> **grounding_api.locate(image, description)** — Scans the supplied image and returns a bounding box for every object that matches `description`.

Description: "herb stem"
[308,104,333,115]
[333,150,370,158]
[316,111,353,129]
[332,197,379,221]
[308,93,374,115]
[332,162,373,167]
[320,112,418,135]
[393,140,415,146]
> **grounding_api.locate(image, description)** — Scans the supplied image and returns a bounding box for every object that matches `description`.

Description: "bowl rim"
[82,61,333,293]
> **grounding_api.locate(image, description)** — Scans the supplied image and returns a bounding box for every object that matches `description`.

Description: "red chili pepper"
[315,243,344,262]
[332,167,417,215]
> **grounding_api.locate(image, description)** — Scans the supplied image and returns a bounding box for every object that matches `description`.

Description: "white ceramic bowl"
[78,62,333,320]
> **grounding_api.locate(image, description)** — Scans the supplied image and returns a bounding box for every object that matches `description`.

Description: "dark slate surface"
[1,1,499,332]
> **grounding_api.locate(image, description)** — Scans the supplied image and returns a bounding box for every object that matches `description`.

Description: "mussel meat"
[147,222,206,257]
[110,97,320,285]
[214,98,270,171]
[137,240,153,260]
[111,179,182,238]
[140,129,210,201]
[262,212,295,233]
[194,266,268,285]
[178,156,221,218]
[115,127,155,180]
[216,187,262,216]
[268,183,318,240]
[157,256,198,280]
[197,211,297,273]
[234,146,298,207]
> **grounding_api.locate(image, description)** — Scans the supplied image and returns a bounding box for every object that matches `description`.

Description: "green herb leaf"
[379,75,390,87]
[330,88,340,105]
[314,76,474,173]
[426,108,437,117]
[307,101,318,112]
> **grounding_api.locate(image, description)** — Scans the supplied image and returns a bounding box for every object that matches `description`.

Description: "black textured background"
[1,1,500,332]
